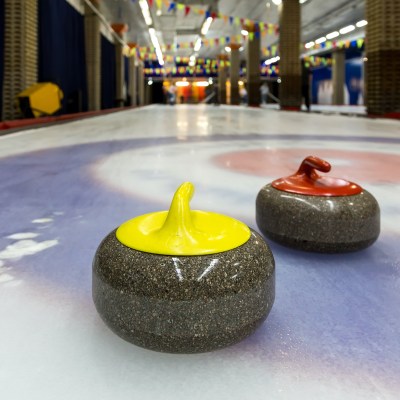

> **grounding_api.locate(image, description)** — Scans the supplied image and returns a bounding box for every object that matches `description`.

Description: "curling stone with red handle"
[256,156,380,253]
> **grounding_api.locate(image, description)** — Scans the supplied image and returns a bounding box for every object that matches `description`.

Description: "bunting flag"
[131,0,279,36]
[148,0,279,35]
[303,56,332,68]
[144,64,280,77]
[167,2,175,12]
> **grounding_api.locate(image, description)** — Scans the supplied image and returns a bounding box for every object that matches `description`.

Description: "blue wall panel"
[345,58,363,106]
[311,66,332,104]
[38,0,88,114]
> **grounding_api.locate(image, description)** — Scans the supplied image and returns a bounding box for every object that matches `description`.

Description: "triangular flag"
[185,5,190,16]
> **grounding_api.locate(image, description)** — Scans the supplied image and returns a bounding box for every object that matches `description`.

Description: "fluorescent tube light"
[149,27,164,66]
[201,17,213,35]
[315,37,327,44]
[139,0,153,26]
[326,31,339,39]
[356,20,368,28]
[339,25,355,35]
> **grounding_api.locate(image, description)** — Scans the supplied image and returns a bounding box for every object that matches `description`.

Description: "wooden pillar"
[111,23,128,108]
[84,0,101,111]
[332,49,345,105]
[128,43,138,107]
[366,0,400,115]
[138,63,145,106]
[246,24,261,106]
[217,54,229,104]
[229,44,241,105]
[279,0,302,110]
[2,0,38,120]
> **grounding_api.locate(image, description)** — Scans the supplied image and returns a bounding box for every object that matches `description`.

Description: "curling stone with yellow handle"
[93,182,275,353]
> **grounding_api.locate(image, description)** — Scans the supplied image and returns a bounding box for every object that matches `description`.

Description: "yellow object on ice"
[116,182,251,255]
[17,82,63,118]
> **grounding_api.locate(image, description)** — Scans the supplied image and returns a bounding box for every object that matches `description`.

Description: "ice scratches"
[6,232,39,240]
[0,239,58,260]
[32,218,54,224]
[0,213,62,287]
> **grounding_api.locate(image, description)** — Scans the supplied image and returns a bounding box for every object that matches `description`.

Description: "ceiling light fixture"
[264,56,280,65]
[326,31,339,40]
[176,81,190,87]
[194,38,202,52]
[148,27,164,66]
[241,29,249,36]
[189,55,196,67]
[305,41,315,49]
[272,0,308,4]
[201,17,213,35]
[339,25,355,35]
[195,81,209,87]
[315,37,327,44]
[356,20,368,28]
[225,46,231,53]
[139,0,153,26]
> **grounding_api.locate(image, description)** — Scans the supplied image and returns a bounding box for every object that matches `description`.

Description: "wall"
[101,35,116,109]
[38,0,88,113]
[0,0,4,120]
[311,59,364,106]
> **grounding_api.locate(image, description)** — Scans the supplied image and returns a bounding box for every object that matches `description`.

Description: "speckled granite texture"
[256,184,380,253]
[93,229,275,353]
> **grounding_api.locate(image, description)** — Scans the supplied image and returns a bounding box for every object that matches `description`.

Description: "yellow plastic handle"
[116,182,251,255]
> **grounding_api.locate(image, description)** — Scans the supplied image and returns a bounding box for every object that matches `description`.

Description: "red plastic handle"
[297,156,331,178]
[271,155,363,196]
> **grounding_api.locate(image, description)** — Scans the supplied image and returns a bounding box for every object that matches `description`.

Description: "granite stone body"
[93,229,275,353]
[256,184,380,253]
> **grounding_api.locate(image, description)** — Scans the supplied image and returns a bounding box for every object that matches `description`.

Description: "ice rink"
[0,105,399,400]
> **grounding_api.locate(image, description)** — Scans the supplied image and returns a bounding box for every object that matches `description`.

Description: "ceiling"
[100,0,365,60]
